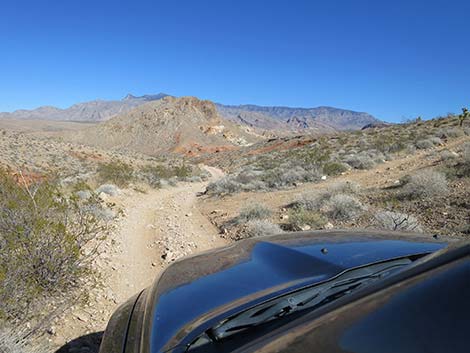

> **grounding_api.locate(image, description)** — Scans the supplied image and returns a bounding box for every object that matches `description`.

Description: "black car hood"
[142,230,446,352]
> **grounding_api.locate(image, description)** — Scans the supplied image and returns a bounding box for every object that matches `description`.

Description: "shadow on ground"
[55,332,103,353]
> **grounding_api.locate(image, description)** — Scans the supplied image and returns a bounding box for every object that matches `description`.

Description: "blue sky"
[0,0,469,122]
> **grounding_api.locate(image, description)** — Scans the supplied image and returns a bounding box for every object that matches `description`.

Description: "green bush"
[288,209,327,230]
[140,164,192,188]
[0,170,107,323]
[323,161,348,176]
[97,160,134,187]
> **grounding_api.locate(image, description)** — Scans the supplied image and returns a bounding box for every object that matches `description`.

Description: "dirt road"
[54,167,228,351]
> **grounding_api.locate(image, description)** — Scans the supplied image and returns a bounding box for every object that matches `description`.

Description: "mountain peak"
[121,93,170,101]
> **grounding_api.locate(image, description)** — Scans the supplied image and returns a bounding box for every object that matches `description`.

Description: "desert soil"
[52,166,228,351]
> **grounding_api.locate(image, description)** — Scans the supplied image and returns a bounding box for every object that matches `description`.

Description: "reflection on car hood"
[144,230,446,352]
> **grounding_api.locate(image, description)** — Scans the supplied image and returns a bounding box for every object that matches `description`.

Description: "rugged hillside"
[0,93,169,122]
[64,96,261,156]
[216,103,381,131]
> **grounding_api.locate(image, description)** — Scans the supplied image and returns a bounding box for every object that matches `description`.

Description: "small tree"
[460,107,469,127]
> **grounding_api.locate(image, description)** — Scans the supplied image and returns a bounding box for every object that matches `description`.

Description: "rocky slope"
[64,96,261,156]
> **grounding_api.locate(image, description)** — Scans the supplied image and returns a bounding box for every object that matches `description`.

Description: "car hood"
[143,230,447,352]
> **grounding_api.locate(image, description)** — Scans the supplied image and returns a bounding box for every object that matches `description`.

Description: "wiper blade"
[208,257,411,340]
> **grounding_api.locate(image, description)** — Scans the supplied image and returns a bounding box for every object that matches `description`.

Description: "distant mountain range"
[0,93,382,131]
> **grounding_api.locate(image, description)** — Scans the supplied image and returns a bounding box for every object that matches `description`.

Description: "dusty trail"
[54,167,228,350]
[110,174,228,303]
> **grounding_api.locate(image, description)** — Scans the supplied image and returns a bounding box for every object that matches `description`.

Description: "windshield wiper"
[204,257,412,341]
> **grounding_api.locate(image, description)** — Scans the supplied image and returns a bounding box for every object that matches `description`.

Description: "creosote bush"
[287,209,327,230]
[0,170,107,323]
[97,160,134,187]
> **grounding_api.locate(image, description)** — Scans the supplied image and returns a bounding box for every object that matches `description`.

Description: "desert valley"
[0,94,469,352]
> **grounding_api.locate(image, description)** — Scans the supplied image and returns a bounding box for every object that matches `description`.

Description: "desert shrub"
[96,184,120,196]
[288,209,327,230]
[206,177,242,195]
[0,171,107,323]
[0,326,45,353]
[374,211,422,232]
[328,181,361,195]
[440,150,458,162]
[436,127,465,138]
[173,165,192,178]
[235,204,272,224]
[263,165,321,188]
[323,161,348,176]
[399,170,448,199]
[187,176,203,183]
[416,136,442,149]
[241,220,283,239]
[323,194,366,221]
[291,182,359,212]
[455,143,470,177]
[97,160,134,187]
[343,154,376,170]
[207,163,322,195]
[415,139,434,149]
[291,190,331,211]
[140,164,192,187]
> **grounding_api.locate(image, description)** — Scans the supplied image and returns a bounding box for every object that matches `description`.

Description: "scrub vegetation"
[0,169,110,339]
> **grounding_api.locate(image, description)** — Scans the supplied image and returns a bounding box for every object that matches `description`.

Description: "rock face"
[65,96,259,156]
[216,103,381,131]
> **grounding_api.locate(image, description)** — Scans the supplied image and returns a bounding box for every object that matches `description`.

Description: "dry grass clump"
[399,170,448,199]
[374,211,422,232]
[0,170,108,325]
